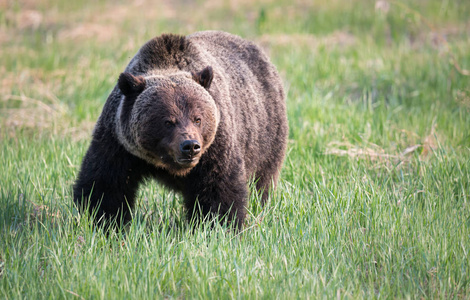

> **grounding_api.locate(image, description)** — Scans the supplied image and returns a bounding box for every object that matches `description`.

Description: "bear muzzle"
[175,139,201,166]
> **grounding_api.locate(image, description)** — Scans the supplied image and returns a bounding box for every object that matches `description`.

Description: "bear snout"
[180,139,201,158]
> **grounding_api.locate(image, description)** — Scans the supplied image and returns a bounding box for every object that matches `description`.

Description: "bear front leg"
[73,137,147,227]
[183,166,248,230]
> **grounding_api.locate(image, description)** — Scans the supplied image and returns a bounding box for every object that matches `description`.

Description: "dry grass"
[1,105,94,141]
[4,9,43,30]
[258,31,356,49]
[455,88,470,111]
[325,123,440,164]
[1,87,94,142]
[57,23,118,41]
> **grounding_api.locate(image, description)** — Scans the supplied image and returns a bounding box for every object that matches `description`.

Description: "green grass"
[1,0,469,298]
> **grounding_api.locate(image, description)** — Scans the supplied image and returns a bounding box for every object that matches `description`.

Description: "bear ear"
[118,73,146,97]
[192,66,213,90]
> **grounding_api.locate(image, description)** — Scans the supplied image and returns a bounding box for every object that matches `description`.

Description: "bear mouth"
[175,157,200,167]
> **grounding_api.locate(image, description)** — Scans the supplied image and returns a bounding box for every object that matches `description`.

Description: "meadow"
[1,0,469,298]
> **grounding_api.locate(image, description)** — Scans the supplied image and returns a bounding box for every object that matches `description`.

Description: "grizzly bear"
[73,31,288,229]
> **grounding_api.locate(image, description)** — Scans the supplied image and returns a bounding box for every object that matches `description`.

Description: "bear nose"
[180,140,201,157]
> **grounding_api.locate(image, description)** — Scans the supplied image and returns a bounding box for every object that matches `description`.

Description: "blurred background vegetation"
[1,0,469,136]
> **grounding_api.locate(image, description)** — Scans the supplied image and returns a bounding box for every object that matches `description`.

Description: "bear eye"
[165,121,175,128]
[195,118,201,126]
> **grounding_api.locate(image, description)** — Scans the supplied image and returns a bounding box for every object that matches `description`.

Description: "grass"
[1,0,469,298]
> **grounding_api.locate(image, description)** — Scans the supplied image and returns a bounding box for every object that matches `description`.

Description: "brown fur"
[73,31,288,229]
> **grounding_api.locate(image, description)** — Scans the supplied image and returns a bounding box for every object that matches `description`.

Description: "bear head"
[115,66,219,176]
